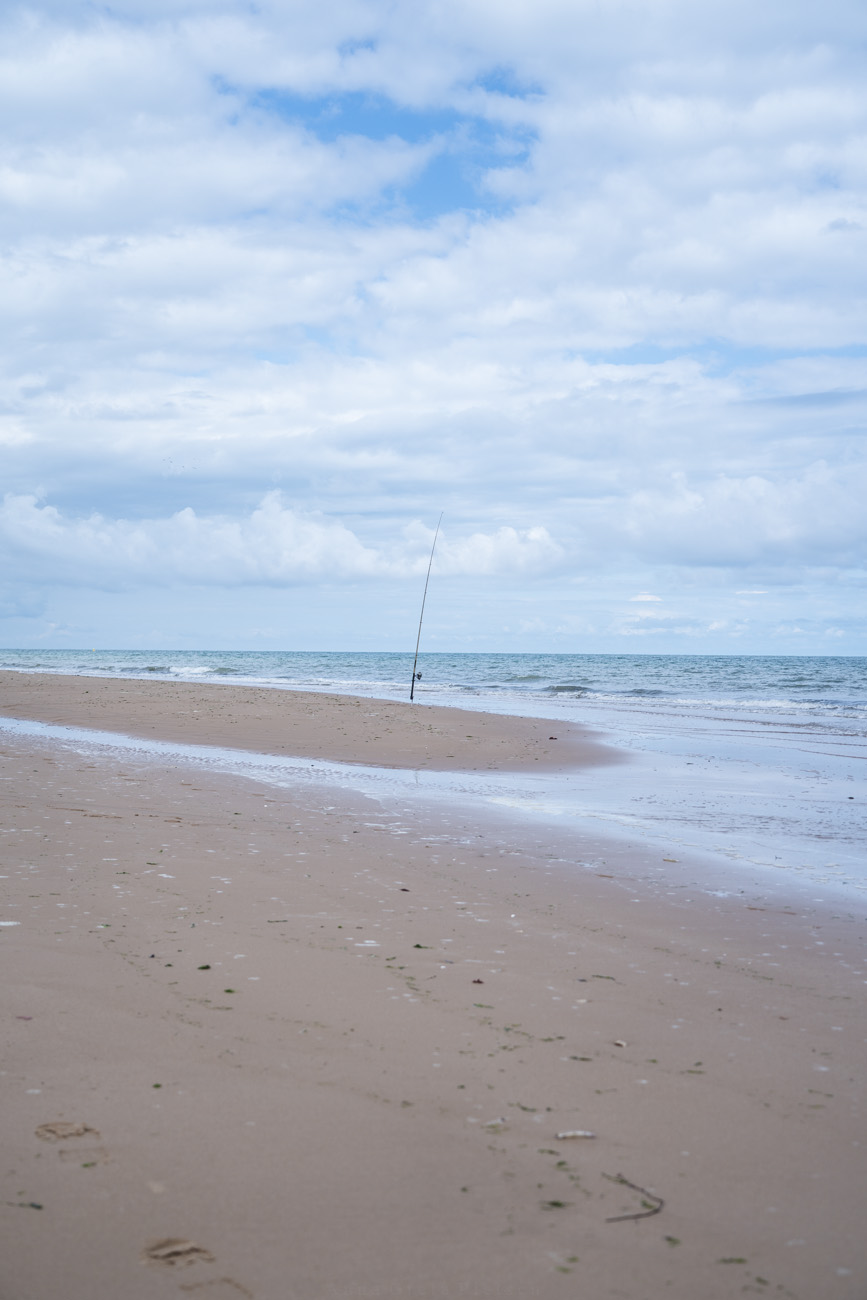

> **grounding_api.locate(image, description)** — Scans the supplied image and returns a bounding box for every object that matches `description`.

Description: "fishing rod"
[410,512,442,701]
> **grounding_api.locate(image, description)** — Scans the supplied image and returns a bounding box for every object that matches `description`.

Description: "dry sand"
[1,675,865,1300]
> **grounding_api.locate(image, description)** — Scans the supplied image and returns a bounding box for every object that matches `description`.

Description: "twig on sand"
[603,1172,664,1222]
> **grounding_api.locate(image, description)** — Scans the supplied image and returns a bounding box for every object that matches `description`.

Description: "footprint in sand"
[143,1241,252,1297]
[36,1121,110,1166]
[58,1145,111,1165]
[35,1121,100,1143]
[142,1239,216,1268]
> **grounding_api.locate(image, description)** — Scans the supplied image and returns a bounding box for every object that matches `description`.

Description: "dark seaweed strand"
[603,1172,665,1223]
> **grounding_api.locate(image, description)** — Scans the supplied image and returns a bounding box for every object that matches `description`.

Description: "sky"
[1,0,865,654]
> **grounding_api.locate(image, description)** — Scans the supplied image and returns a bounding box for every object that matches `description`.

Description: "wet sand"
[1,675,865,1299]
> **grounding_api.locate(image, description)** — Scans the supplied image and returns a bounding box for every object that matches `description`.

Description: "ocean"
[1,649,864,900]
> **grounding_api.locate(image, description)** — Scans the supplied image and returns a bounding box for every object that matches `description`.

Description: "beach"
[2,674,865,1299]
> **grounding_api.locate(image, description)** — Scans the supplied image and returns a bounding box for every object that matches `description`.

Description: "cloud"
[0,590,45,619]
[0,492,562,587]
[613,611,728,638]
[613,464,867,567]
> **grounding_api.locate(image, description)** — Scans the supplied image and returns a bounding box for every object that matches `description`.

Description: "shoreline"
[2,666,862,901]
[1,678,865,1298]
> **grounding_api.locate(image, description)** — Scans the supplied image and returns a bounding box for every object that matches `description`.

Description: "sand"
[0,671,622,772]
[1,674,865,1300]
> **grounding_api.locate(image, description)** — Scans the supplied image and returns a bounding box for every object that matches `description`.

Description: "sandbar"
[0,670,621,772]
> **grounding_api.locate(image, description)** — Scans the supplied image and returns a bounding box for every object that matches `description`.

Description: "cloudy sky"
[1,0,865,653]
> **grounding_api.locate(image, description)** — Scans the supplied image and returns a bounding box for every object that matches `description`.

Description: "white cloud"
[614,464,867,566]
[0,492,562,587]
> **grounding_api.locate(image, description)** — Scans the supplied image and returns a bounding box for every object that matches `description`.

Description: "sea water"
[1,650,864,898]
